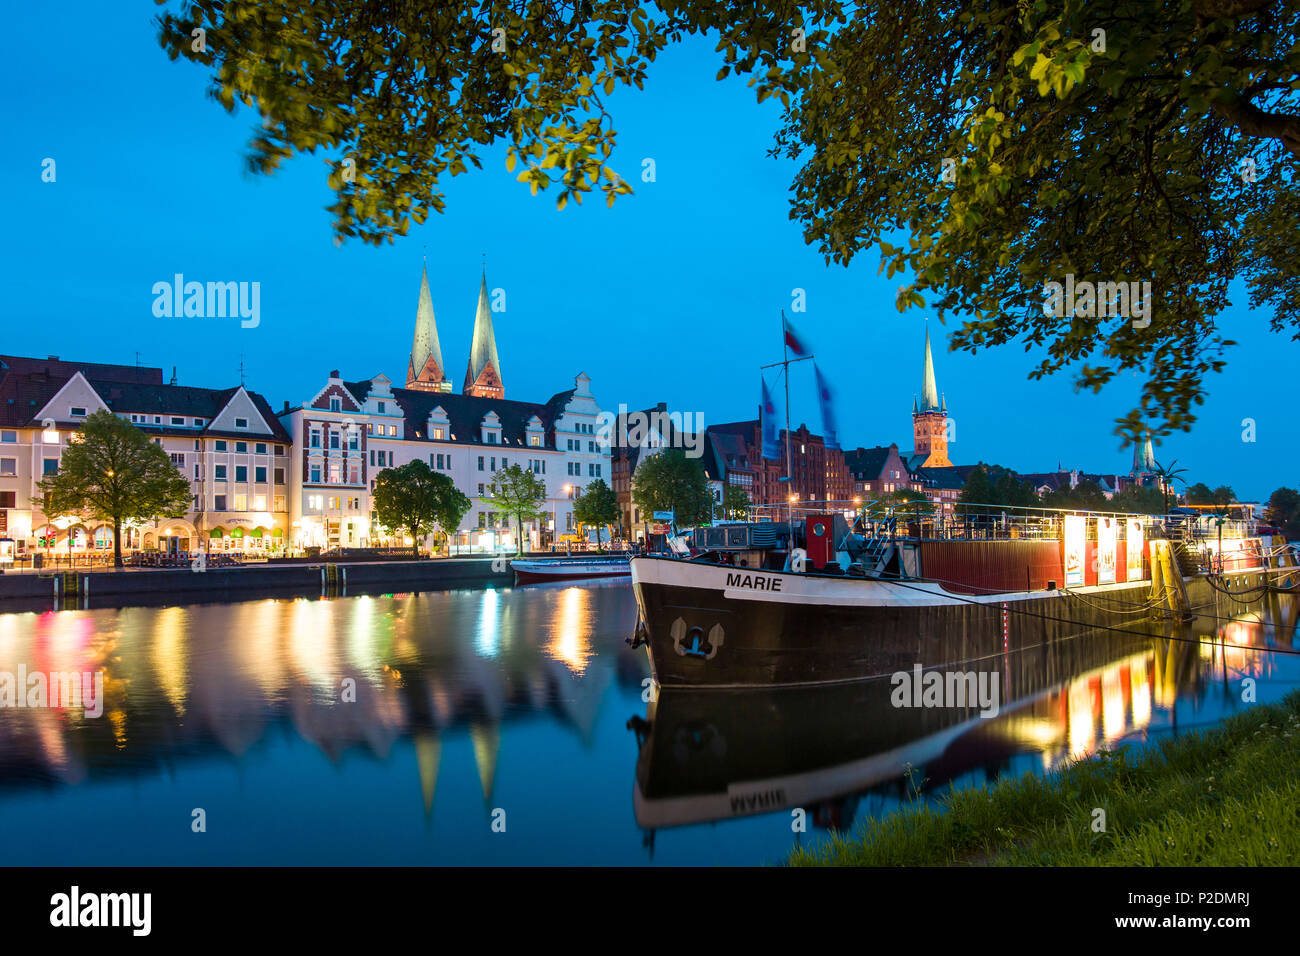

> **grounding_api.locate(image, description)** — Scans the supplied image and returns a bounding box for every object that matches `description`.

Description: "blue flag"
[815,363,839,451]
[761,377,780,460]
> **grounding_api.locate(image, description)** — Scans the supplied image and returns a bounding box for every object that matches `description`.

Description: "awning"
[271,528,284,538]
[210,528,224,538]
[250,528,264,538]
[229,528,244,538]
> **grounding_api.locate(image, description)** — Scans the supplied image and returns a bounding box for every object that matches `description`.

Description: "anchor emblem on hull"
[670,617,725,660]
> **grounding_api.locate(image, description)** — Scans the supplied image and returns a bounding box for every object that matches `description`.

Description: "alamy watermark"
[151,274,260,328]
[595,404,704,457]
[0,667,104,717]
[1043,274,1152,328]
[890,664,1000,718]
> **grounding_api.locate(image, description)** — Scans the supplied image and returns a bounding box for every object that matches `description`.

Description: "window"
[274,495,286,512]
[214,495,227,511]
[490,457,496,471]
[70,406,87,417]
[274,445,284,456]
[478,483,485,495]
[215,440,227,452]
[329,398,341,411]
[487,432,498,444]
[170,453,185,467]
[477,456,484,471]
[255,466,267,483]
[0,458,15,477]
[329,432,340,450]
[434,427,445,440]
[193,464,200,479]
[530,435,540,446]
[235,441,248,453]
[255,442,267,454]
[253,495,266,511]
[0,431,15,443]
[329,461,341,483]
[43,458,58,475]
[348,464,360,484]
[310,431,321,449]
[235,465,248,482]
[307,494,323,510]
[588,441,596,453]
[347,432,358,451]
[193,439,200,450]
[234,418,248,428]
[377,401,386,413]
[154,416,161,424]
[195,418,205,427]
[0,491,15,508]
[310,466,322,483]
[214,464,227,480]
[234,493,247,510]
[274,468,284,484]
[171,416,185,425]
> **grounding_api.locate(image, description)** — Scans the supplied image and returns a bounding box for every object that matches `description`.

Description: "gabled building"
[0,354,291,558]
[280,269,609,552]
[843,444,915,497]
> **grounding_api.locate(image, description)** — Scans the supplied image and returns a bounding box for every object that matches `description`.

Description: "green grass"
[789,691,1300,866]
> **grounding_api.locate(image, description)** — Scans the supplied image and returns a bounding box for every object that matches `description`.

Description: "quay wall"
[0,559,515,611]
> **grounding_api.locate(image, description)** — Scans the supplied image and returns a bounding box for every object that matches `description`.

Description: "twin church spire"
[405,264,504,399]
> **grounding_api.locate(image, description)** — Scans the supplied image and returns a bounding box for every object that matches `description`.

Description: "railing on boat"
[736,500,1260,543]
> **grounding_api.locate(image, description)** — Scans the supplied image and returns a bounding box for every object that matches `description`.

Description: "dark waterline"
[0,581,1296,865]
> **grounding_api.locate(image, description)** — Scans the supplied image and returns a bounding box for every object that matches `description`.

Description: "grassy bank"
[790,691,1300,866]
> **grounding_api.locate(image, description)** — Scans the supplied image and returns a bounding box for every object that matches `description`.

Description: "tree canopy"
[156,0,1300,442]
[483,463,548,554]
[35,410,192,568]
[372,460,470,556]
[572,477,620,538]
[632,448,714,526]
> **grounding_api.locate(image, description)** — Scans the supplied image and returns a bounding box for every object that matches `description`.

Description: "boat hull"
[629,555,1275,689]
[511,559,631,585]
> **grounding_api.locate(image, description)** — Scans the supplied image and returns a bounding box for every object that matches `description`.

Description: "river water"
[0,580,1296,865]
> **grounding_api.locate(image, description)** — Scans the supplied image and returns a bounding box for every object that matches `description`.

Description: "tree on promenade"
[373,460,470,558]
[35,410,192,569]
[483,464,548,556]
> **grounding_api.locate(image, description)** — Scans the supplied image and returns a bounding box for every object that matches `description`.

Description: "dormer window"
[434,427,445,440]
[487,432,498,444]
[530,435,540,447]
[330,398,341,412]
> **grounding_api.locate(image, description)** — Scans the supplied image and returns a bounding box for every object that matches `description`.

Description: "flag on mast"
[814,362,839,451]
[782,313,809,357]
[760,377,780,460]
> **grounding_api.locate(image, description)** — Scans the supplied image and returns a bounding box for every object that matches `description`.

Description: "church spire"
[407,262,451,392]
[464,272,504,398]
[920,323,940,412]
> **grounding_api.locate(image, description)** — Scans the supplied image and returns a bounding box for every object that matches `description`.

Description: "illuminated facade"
[281,269,609,552]
[0,354,291,558]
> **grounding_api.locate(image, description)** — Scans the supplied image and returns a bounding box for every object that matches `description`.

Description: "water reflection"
[635,590,1300,841]
[0,581,1295,864]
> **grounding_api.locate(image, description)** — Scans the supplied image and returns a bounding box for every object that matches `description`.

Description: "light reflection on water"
[0,582,1296,865]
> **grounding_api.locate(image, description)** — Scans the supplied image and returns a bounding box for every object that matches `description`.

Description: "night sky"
[4,4,1295,500]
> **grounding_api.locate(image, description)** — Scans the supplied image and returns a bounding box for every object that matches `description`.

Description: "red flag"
[783,314,809,356]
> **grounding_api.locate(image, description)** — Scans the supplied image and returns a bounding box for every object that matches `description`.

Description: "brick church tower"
[912,324,951,467]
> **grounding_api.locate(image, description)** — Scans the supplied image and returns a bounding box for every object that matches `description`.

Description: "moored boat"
[629,502,1296,689]
[511,554,632,585]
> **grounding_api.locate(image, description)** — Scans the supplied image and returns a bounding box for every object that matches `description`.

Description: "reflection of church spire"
[414,732,441,818]
[470,722,500,804]
[464,273,504,398]
[407,262,451,392]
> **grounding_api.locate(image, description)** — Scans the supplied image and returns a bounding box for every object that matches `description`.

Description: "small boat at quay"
[629,501,1297,690]
[510,555,633,585]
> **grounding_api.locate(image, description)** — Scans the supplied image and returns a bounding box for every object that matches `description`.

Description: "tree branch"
[1213,94,1300,156]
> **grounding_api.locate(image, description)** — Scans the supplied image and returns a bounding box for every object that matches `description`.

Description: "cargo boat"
[510,555,632,585]
[629,502,1295,689]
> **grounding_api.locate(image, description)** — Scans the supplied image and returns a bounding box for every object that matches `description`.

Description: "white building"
[278,267,611,553]
[0,354,292,560]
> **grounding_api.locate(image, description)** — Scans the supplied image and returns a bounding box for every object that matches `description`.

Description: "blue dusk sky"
[2,4,1294,501]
